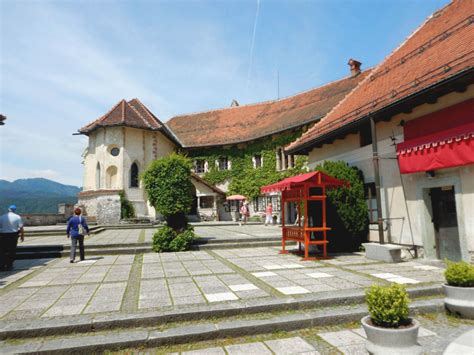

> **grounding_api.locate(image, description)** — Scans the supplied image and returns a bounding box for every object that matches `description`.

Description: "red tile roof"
[79,98,164,134]
[288,0,474,153]
[79,98,181,144]
[167,71,371,148]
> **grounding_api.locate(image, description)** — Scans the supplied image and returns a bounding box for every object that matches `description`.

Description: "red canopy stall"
[261,171,347,260]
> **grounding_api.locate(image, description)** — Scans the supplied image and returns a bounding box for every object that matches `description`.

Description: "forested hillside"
[0,178,81,214]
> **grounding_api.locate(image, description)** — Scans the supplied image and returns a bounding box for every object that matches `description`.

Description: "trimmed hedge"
[445,260,474,287]
[313,161,369,252]
[152,225,195,252]
[142,153,194,231]
[366,284,410,328]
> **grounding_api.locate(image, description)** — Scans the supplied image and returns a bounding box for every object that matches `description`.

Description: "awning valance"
[397,99,474,174]
[260,171,347,194]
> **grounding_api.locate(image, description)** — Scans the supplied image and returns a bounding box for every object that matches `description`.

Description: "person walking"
[0,205,24,271]
[66,208,89,263]
[239,200,250,226]
[264,202,273,226]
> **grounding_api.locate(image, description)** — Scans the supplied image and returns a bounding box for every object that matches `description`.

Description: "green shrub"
[444,260,474,287]
[142,153,194,231]
[152,225,195,252]
[119,191,135,219]
[312,161,369,251]
[366,284,410,328]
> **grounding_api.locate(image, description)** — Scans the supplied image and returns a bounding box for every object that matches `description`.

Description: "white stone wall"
[81,126,177,220]
[307,85,474,257]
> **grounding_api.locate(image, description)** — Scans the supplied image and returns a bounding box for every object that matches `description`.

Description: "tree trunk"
[166,212,188,232]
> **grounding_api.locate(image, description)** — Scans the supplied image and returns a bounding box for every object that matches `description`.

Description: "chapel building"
[77,64,369,224]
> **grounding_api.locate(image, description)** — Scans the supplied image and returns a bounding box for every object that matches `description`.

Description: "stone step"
[15,239,283,259]
[0,298,444,354]
[24,226,105,237]
[0,285,442,341]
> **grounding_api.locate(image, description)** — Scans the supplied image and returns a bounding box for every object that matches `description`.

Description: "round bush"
[152,225,195,252]
[142,153,194,231]
[365,284,410,328]
[444,260,474,287]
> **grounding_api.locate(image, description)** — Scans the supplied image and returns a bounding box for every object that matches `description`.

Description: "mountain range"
[0,178,82,214]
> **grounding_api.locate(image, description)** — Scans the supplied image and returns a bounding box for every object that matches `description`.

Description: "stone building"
[77,67,368,223]
[287,0,474,261]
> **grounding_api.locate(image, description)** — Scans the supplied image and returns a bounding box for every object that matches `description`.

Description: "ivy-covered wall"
[184,131,308,199]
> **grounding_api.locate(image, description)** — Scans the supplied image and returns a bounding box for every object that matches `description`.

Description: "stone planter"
[361,315,421,355]
[443,284,474,319]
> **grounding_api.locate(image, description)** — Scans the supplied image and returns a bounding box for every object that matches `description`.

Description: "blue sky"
[1,0,449,186]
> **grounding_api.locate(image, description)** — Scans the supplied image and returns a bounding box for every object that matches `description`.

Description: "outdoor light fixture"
[426,170,435,179]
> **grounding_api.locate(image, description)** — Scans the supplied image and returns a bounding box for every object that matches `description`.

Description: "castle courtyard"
[1,225,472,353]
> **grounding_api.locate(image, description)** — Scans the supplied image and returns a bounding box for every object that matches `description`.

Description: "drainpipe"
[370,117,385,244]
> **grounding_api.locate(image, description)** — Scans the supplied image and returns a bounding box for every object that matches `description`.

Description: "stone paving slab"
[0,227,450,322]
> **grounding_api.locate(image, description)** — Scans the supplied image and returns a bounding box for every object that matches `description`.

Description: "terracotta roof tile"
[79,99,165,134]
[289,0,474,152]
[167,71,370,147]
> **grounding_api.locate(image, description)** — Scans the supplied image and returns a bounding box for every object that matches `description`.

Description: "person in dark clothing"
[66,208,89,263]
[0,205,24,271]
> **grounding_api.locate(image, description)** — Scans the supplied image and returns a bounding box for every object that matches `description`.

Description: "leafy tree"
[142,153,194,231]
[313,160,369,251]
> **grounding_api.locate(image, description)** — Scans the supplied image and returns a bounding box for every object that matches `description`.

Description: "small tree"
[313,160,369,251]
[142,153,194,231]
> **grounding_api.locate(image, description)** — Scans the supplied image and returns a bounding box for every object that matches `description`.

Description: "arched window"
[96,163,101,189]
[106,166,118,189]
[130,163,139,188]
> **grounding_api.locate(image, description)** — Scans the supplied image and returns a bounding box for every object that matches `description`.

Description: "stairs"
[0,286,444,353]
[16,236,283,259]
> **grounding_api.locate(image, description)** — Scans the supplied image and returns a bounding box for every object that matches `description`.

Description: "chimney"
[348,58,362,77]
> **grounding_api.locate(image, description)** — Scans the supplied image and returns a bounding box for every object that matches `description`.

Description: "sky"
[0,0,449,187]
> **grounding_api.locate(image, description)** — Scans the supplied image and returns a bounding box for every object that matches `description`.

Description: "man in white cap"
[0,205,24,271]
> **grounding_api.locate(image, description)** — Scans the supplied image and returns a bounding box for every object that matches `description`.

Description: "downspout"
[370,116,385,244]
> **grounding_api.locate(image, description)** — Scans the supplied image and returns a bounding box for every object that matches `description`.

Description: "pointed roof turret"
[78,98,181,145]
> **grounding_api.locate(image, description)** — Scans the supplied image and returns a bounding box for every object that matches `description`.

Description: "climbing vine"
[185,131,308,199]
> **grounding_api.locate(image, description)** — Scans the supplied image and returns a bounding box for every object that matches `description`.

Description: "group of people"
[0,205,89,271]
[239,200,274,226]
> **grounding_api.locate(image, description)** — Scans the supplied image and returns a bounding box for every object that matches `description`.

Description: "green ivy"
[292,160,369,252]
[185,132,308,199]
[119,191,135,219]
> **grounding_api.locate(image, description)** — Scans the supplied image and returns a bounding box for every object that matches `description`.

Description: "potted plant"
[443,260,474,319]
[361,284,421,354]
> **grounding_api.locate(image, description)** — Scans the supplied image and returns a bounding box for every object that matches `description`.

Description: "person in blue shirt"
[66,208,89,263]
[0,205,24,271]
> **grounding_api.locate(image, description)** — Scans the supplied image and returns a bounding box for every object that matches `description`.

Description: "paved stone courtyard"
[0,226,447,321]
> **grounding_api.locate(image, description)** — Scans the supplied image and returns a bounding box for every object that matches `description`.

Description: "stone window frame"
[194,159,207,174]
[108,145,121,157]
[130,162,140,188]
[253,154,263,169]
[216,156,231,171]
[276,147,294,171]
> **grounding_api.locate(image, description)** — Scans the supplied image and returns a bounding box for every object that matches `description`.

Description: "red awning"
[397,99,474,174]
[261,171,346,193]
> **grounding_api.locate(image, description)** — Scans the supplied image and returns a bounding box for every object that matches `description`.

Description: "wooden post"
[280,191,288,254]
[322,185,327,258]
[304,184,309,259]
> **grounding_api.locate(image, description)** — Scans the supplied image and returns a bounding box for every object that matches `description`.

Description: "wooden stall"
[261,171,347,260]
